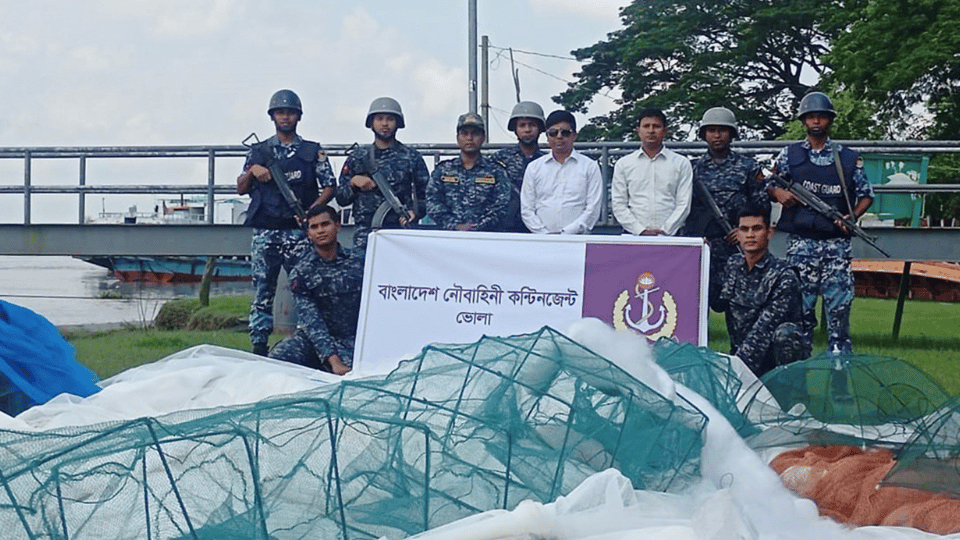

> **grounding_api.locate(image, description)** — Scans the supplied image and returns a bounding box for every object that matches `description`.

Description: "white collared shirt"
[520,149,603,234]
[611,146,693,235]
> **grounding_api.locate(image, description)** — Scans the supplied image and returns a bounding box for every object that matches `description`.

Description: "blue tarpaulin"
[0,300,100,415]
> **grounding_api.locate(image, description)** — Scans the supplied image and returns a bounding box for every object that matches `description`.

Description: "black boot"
[252,343,269,357]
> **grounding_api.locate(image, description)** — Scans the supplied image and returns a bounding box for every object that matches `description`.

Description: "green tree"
[556,0,848,141]
[825,0,960,138]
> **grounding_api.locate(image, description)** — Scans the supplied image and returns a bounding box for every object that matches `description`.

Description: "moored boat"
[80,255,251,283]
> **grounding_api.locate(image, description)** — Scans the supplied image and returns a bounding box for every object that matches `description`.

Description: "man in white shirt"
[520,110,603,234]
[611,108,693,235]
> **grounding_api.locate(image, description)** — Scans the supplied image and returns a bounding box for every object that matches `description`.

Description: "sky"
[0,0,631,223]
[0,0,630,147]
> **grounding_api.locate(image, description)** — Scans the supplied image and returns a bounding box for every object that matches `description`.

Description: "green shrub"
[154,298,201,330]
[187,309,243,331]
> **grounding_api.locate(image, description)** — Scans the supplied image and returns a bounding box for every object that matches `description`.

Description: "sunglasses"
[546,128,574,138]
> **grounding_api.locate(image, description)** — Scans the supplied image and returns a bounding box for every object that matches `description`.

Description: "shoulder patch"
[317,150,327,163]
[441,175,459,184]
[856,157,864,168]
[475,175,496,185]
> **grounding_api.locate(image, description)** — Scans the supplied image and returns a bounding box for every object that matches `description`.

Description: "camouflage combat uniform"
[242,135,336,350]
[492,144,544,232]
[426,155,511,231]
[773,140,874,355]
[269,242,364,371]
[336,142,430,249]
[716,252,809,375]
[682,151,766,310]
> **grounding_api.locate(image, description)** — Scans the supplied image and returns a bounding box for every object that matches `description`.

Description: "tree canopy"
[557,0,960,142]
[825,0,960,139]
[556,0,848,141]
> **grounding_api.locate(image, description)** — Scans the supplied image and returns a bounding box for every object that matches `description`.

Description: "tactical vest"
[244,140,320,229]
[777,143,858,239]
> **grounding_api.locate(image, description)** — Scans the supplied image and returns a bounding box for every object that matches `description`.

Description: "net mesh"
[650,339,757,438]
[755,355,960,534]
[771,445,960,535]
[740,353,949,449]
[882,394,960,498]
[0,326,707,540]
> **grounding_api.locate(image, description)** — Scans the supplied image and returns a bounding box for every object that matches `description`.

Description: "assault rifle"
[242,133,308,226]
[347,142,416,228]
[693,176,735,238]
[768,173,890,258]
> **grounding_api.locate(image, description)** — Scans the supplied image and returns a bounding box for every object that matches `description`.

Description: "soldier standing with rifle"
[237,89,336,356]
[768,91,875,356]
[336,97,430,249]
[682,107,766,310]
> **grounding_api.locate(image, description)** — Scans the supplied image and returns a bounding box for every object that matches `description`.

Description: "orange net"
[771,445,960,535]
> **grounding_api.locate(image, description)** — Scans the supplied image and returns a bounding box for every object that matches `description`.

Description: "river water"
[0,256,253,327]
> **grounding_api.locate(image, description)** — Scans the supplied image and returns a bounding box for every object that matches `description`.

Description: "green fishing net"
[740,353,950,449]
[651,339,757,438]
[0,327,707,540]
[882,394,960,497]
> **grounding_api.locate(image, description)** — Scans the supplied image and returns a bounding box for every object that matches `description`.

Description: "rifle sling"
[832,143,856,219]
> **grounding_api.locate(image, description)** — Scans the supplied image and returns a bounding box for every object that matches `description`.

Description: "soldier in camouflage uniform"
[715,204,809,375]
[336,97,430,249]
[269,205,363,375]
[681,107,766,310]
[769,92,874,355]
[237,89,336,356]
[492,101,545,232]
[426,113,511,231]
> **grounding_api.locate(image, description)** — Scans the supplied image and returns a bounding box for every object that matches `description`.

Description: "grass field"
[708,297,960,394]
[65,295,960,393]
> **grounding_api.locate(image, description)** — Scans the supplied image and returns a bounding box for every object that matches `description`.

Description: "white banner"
[355,230,709,374]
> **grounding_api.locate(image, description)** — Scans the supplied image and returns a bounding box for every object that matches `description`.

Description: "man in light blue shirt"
[520,110,603,234]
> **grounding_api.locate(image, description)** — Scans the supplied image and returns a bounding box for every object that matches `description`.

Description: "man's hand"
[328,354,352,376]
[725,227,739,244]
[250,164,272,183]
[398,210,416,227]
[350,175,376,191]
[770,187,801,207]
[455,223,478,231]
[835,214,852,234]
[640,228,666,236]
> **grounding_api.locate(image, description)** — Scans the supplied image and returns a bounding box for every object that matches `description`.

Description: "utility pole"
[481,35,489,128]
[468,0,477,113]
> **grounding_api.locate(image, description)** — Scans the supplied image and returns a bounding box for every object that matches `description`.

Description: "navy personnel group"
[239,89,872,376]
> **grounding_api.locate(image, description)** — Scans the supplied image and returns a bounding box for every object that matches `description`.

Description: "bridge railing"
[2,141,960,226]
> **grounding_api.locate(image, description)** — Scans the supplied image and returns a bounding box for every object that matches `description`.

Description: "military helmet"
[797,91,836,120]
[268,89,302,115]
[698,107,738,139]
[365,97,405,129]
[457,112,485,133]
[507,101,545,131]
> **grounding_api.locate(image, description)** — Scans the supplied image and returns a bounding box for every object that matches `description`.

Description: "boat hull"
[80,256,251,283]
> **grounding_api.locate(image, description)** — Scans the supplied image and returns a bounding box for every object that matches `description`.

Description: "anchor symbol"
[623,286,666,333]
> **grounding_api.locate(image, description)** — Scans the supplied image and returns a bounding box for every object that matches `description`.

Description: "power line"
[488,45,577,62]
[486,41,619,104]
[493,52,619,103]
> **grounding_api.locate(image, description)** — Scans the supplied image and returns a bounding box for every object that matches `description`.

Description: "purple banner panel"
[583,243,704,344]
